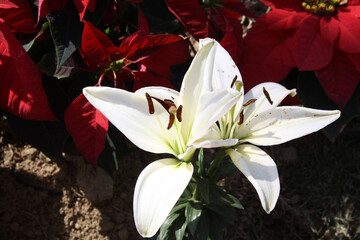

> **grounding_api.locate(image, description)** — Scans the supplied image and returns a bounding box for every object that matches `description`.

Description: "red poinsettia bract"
[239,0,360,109]
[65,21,189,166]
[165,0,254,64]
[79,21,189,90]
[0,18,56,121]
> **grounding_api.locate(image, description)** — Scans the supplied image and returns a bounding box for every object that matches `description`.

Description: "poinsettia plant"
[0,0,353,239]
[238,0,360,139]
[0,0,192,169]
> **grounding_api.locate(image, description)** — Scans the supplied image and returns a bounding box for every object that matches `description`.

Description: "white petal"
[133,158,193,237]
[241,82,296,121]
[227,145,280,213]
[135,86,180,106]
[83,86,177,155]
[199,38,243,91]
[191,88,242,139]
[180,39,242,140]
[239,106,340,146]
[189,125,238,148]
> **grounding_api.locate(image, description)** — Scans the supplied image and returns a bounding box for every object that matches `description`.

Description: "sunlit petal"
[180,39,243,140]
[189,125,238,148]
[241,82,296,120]
[191,88,242,139]
[238,106,340,146]
[227,144,280,213]
[83,86,177,155]
[133,158,194,237]
[135,87,180,106]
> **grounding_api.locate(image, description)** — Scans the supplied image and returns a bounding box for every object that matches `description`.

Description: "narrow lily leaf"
[242,82,296,121]
[47,2,84,70]
[238,106,340,146]
[64,94,108,166]
[227,144,280,213]
[185,201,202,236]
[133,158,193,237]
[83,87,177,155]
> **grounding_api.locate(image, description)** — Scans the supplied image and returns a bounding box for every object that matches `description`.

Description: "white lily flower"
[193,39,341,214]
[83,39,242,237]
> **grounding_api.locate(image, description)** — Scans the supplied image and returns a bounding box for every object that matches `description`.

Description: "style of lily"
[82,39,242,237]
[195,39,341,213]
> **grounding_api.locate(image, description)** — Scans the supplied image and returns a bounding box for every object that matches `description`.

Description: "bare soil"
[1,117,360,240]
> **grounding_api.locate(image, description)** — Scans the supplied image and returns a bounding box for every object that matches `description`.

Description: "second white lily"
[83,39,242,237]
[194,39,341,214]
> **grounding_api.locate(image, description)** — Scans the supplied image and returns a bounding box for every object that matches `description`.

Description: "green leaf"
[297,71,360,140]
[37,52,77,79]
[198,178,210,203]
[226,193,244,210]
[158,212,181,240]
[23,22,50,52]
[46,1,84,70]
[174,216,187,240]
[194,211,210,240]
[185,201,202,236]
[197,148,205,177]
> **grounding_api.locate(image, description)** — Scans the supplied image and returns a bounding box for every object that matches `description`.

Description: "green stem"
[207,148,227,180]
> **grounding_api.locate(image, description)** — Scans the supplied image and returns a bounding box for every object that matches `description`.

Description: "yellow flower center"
[301,0,342,16]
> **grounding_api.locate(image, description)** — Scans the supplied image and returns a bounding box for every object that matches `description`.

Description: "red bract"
[0,18,56,121]
[80,21,189,90]
[165,0,250,64]
[239,0,360,108]
[0,0,37,33]
[38,0,97,22]
[64,93,109,167]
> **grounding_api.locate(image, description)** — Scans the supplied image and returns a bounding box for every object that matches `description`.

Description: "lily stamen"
[145,93,155,114]
[243,98,257,107]
[263,87,273,105]
[176,105,183,122]
[238,109,244,125]
[230,75,238,88]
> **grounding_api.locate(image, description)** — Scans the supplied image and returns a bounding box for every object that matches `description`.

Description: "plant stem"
[207,148,227,180]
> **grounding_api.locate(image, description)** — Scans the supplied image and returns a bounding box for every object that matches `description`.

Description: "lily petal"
[135,86,180,106]
[192,88,242,139]
[227,144,280,213]
[189,125,238,148]
[133,158,193,237]
[199,38,243,91]
[180,38,242,140]
[241,82,296,121]
[83,87,177,155]
[238,106,340,146]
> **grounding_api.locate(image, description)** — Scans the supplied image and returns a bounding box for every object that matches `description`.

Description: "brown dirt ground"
[1,117,360,240]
